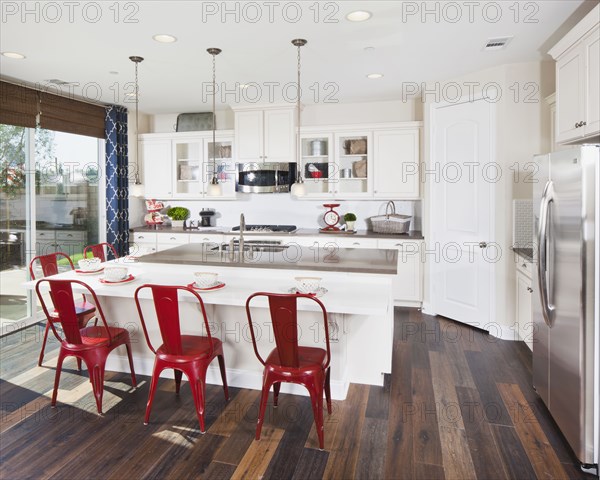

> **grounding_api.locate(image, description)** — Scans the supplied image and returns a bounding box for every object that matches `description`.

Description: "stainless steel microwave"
[235,162,297,193]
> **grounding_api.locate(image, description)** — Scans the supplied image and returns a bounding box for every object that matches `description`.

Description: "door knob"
[527,287,533,293]
[479,241,487,248]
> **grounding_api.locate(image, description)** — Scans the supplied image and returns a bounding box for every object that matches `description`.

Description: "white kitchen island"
[26,244,397,400]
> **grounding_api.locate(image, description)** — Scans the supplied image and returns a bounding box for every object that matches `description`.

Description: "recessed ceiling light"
[238,84,250,89]
[346,10,371,22]
[109,71,119,75]
[367,73,383,79]
[1,52,26,59]
[364,46,375,52]
[153,34,177,43]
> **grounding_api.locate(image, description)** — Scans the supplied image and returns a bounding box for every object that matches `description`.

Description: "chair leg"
[51,350,66,407]
[89,363,106,414]
[38,321,51,367]
[273,382,281,407]
[76,358,82,371]
[256,373,273,441]
[174,369,183,395]
[144,361,163,425]
[125,342,137,388]
[324,367,332,414]
[190,377,206,434]
[217,355,230,401]
[308,376,325,450]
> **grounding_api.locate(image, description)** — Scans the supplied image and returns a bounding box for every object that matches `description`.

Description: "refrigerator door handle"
[537,180,555,327]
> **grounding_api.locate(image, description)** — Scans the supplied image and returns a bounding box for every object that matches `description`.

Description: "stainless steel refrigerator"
[533,145,598,471]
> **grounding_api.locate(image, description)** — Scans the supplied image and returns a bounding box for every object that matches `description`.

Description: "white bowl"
[194,272,219,288]
[104,266,128,282]
[295,276,322,294]
[78,257,101,272]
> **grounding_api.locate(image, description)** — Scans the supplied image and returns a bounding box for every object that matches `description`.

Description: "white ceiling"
[0,0,594,114]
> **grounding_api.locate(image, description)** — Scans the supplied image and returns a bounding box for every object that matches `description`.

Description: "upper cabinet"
[233,105,296,163]
[141,131,236,200]
[299,123,421,200]
[550,4,600,144]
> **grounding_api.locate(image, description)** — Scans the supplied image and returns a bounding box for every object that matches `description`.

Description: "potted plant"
[344,212,357,231]
[166,206,190,228]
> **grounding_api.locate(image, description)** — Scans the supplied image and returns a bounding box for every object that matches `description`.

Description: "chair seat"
[49,300,96,320]
[265,346,327,371]
[78,326,129,347]
[156,335,222,362]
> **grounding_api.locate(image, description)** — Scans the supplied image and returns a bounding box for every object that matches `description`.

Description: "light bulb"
[291,181,306,197]
[207,182,222,197]
[130,183,144,197]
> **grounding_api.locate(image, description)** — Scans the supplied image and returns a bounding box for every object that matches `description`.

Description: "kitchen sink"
[212,241,289,254]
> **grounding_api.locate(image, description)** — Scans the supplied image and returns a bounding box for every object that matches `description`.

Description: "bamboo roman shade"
[0,81,106,138]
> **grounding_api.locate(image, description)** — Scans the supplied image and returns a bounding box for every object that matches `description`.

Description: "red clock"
[321,204,341,231]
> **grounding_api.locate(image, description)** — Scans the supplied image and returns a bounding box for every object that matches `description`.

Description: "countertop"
[138,243,398,275]
[512,247,534,262]
[130,225,424,240]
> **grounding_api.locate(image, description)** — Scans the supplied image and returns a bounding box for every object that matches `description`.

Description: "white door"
[556,45,584,143]
[373,129,420,199]
[234,110,263,162]
[430,98,494,328]
[142,139,173,198]
[263,108,295,163]
[584,29,600,136]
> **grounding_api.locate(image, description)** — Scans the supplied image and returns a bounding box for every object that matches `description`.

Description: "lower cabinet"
[35,230,87,257]
[515,258,534,350]
[157,233,190,252]
[377,239,423,306]
[129,232,157,256]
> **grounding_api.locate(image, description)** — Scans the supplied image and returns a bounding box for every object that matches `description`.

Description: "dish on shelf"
[99,274,136,285]
[187,282,226,292]
[288,287,328,298]
[75,267,104,275]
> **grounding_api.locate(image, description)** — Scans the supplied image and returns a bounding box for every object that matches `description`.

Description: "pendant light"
[290,38,307,197]
[206,47,222,197]
[129,55,144,197]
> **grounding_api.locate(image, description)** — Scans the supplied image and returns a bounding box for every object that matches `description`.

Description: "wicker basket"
[369,201,411,234]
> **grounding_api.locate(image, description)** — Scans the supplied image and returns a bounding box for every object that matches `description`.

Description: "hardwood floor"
[0,308,594,479]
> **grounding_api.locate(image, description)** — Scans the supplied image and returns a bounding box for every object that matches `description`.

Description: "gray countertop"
[138,243,398,275]
[130,225,424,240]
[512,247,534,262]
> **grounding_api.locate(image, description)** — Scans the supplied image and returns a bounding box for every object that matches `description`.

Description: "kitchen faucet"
[239,213,245,261]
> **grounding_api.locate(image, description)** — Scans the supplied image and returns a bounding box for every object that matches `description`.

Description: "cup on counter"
[104,266,129,282]
[295,276,322,294]
[194,272,219,288]
[78,257,101,272]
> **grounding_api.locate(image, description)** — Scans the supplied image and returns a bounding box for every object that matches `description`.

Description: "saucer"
[99,274,135,285]
[75,267,104,275]
[288,287,328,298]
[187,282,226,292]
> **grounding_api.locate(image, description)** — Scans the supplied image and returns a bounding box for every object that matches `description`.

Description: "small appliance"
[199,208,215,227]
[235,162,297,193]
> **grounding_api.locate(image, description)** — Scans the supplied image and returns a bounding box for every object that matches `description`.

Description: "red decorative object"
[144,199,165,225]
[134,284,230,432]
[29,253,97,368]
[245,292,332,450]
[320,203,341,231]
[84,242,119,262]
[35,279,137,413]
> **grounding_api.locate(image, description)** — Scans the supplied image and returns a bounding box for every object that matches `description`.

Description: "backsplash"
[513,199,533,247]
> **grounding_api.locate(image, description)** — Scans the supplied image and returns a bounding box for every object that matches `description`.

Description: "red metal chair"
[83,242,119,262]
[245,292,332,450]
[29,252,96,367]
[35,278,137,413]
[134,284,229,433]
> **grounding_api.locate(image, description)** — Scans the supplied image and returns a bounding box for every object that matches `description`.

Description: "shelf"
[302,155,329,159]
[340,153,367,157]
[176,179,198,183]
[177,159,200,163]
[339,177,367,181]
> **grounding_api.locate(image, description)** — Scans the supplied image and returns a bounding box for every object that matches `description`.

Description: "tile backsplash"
[513,199,533,247]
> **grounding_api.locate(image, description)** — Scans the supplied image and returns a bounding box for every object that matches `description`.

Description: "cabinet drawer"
[132,232,157,243]
[377,238,421,250]
[36,231,54,240]
[158,233,190,244]
[328,237,378,249]
[56,231,85,241]
[516,257,532,279]
[190,234,224,244]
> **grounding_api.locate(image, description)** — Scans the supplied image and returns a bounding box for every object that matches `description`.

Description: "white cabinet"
[550,5,600,144]
[515,258,533,351]
[129,232,157,256]
[142,139,172,198]
[157,233,190,252]
[373,129,420,199]
[233,106,296,163]
[140,132,236,200]
[378,239,423,305]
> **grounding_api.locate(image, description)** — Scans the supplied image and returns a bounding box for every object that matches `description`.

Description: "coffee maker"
[199,208,215,228]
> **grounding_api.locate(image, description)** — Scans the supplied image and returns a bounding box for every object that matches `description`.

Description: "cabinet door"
[173,140,203,198]
[300,133,334,198]
[556,45,585,143]
[205,137,236,198]
[235,110,263,162]
[142,140,173,198]
[516,270,533,350]
[264,109,295,163]
[584,29,600,137]
[334,132,372,198]
[373,129,420,199]
[378,239,423,303]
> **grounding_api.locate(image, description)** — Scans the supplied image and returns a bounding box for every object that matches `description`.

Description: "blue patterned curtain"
[105,106,129,258]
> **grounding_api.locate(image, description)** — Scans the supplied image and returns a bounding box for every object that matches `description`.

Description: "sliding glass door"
[0,125,104,333]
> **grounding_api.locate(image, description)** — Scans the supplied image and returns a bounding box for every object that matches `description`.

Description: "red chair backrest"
[246,292,331,369]
[134,285,214,357]
[29,252,74,280]
[84,243,118,262]
[35,279,110,345]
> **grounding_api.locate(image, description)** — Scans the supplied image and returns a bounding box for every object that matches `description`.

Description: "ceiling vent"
[483,37,513,51]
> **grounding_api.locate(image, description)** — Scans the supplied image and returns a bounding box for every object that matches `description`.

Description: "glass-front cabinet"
[205,138,235,197]
[174,140,202,197]
[300,134,333,196]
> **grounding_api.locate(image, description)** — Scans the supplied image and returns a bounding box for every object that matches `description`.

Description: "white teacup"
[194,272,219,288]
[78,257,101,272]
[295,276,322,294]
[104,266,128,282]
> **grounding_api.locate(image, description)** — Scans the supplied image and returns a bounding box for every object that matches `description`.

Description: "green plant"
[166,206,190,220]
[344,212,357,222]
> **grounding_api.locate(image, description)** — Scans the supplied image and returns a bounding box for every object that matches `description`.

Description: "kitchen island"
[27,244,397,400]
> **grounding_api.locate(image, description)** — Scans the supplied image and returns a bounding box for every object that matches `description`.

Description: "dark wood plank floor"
[0,309,594,479]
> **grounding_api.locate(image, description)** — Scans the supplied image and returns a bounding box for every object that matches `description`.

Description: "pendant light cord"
[212,50,217,182]
[129,56,144,185]
[297,42,301,179]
